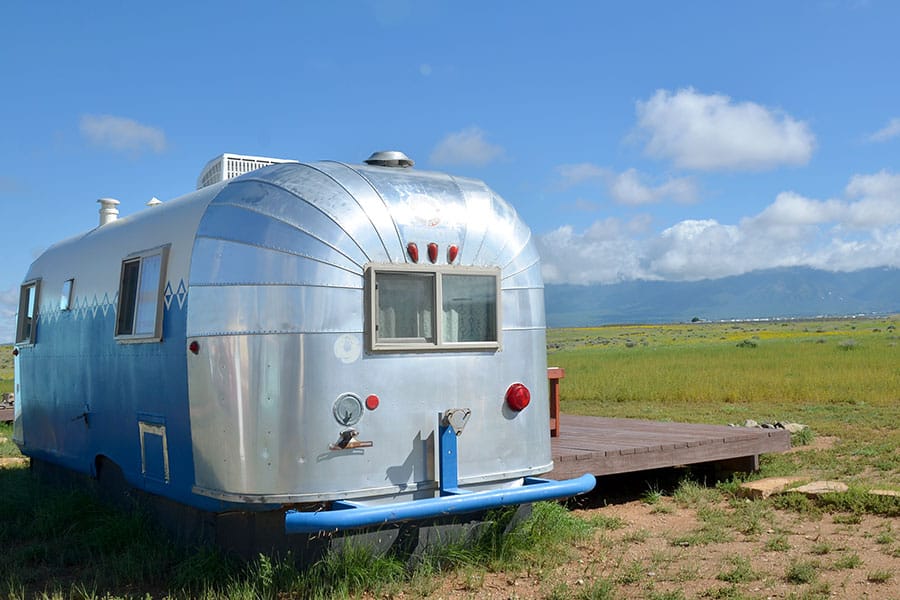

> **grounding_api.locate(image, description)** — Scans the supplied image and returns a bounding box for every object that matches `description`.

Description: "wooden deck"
[548,414,791,479]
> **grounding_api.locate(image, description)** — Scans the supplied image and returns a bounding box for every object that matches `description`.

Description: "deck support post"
[547,367,565,437]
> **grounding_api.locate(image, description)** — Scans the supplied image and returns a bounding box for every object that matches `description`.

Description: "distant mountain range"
[544,267,900,328]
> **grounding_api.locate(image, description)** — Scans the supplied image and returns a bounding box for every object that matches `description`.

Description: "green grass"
[0,344,12,395]
[549,316,900,490]
[785,559,820,584]
[0,456,597,600]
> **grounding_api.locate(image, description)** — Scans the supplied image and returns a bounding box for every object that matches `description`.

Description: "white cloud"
[430,127,504,167]
[868,117,900,142]
[538,219,654,284]
[608,168,697,205]
[539,170,900,284]
[556,163,697,205]
[80,114,167,154]
[635,88,815,171]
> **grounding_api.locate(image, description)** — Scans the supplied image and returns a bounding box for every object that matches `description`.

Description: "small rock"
[744,419,759,428]
[738,477,806,499]
[789,481,849,497]
[869,489,900,498]
[777,422,807,433]
[0,436,8,444]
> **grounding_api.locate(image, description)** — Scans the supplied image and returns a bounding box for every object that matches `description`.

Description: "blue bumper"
[284,473,596,534]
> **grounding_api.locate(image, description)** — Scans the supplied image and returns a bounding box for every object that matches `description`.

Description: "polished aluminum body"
[187,160,550,503]
[15,156,551,511]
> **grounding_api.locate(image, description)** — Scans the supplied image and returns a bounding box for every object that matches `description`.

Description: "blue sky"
[2,1,899,341]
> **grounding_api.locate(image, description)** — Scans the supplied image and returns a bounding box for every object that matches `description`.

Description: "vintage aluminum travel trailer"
[12,151,594,535]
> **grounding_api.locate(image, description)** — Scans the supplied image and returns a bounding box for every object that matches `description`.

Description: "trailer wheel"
[94,456,133,510]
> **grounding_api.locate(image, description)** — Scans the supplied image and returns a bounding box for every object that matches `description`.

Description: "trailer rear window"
[368,266,499,351]
[16,280,40,345]
[115,247,169,341]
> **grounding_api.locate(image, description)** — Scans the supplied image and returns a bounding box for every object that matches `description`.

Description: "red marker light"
[12,348,19,357]
[189,340,200,355]
[427,242,438,263]
[448,244,459,264]
[407,242,419,263]
[365,394,380,410]
[505,383,531,411]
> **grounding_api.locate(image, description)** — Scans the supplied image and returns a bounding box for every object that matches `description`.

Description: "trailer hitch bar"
[285,411,596,534]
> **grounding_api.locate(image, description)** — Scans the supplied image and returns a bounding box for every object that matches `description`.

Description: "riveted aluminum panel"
[502,288,546,331]
[189,330,550,502]
[313,161,408,263]
[190,239,362,288]
[245,164,391,264]
[453,177,495,267]
[187,285,362,337]
[352,167,470,263]
[502,263,543,292]
[197,204,362,273]
[209,179,370,268]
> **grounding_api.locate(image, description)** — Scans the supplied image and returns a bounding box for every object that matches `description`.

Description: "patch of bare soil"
[784,436,839,454]
[427,498,900,599]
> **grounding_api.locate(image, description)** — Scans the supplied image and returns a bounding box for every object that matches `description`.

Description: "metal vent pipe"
[97,198,120,226]
[364,151,414,168]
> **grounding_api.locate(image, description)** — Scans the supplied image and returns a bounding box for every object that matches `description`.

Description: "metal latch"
[442,408,471,436]
[330,428,373,451]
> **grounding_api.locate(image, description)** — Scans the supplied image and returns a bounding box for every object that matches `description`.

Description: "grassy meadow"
[1,344,13,396]
[548,316,900,489]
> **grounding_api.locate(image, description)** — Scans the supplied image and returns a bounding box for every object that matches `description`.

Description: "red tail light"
[407,242,419,263]
[189,340,200,355]
[427,242,438,263]
[448,244,459,263]
[505,383,531,411]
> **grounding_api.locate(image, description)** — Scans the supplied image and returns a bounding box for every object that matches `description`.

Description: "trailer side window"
[60,278,74,311]
[16,280,40,345]
[369,266,499,351]
[115,247,168,341]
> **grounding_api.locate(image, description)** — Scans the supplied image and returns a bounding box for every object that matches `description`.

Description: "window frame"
[115,245,170,343]
[366,264,501,353]
[15,279,41,346]
[59,278,74,311]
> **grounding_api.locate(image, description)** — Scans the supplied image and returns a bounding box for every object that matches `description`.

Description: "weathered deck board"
[548,414,790,479]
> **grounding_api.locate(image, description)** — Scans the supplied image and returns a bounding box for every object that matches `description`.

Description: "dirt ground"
[420,461,900,600]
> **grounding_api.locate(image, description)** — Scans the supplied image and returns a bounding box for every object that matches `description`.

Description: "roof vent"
[364,150,414,168]
[97,198,120,226]
[147,197,162,207]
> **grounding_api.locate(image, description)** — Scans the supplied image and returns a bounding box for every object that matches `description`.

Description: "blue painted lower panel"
[284,474,597,534]
[17,295,237,513]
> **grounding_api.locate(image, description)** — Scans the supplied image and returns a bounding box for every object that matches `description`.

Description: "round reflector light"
[189,340,200,355]
[505,383,531,411]
[365,394,380,410]
[12,348,19,357]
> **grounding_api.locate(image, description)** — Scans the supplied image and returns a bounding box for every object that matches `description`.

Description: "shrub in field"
[785,559,820,584]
